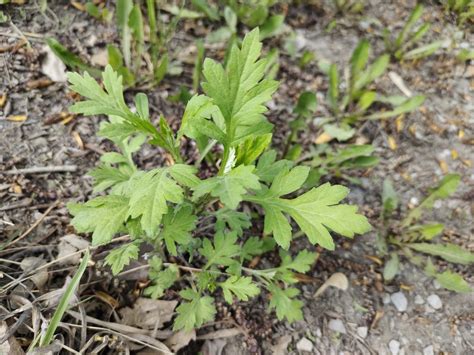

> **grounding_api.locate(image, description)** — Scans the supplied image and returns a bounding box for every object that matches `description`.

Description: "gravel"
[391,292,408,312]
[296,337,313,352]
[328,319,347,334]
[389,339,400,355]
[427,295,442,310]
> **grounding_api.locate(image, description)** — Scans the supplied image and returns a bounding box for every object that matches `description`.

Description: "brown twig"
[4,201,59,249]
[2,165,78,175]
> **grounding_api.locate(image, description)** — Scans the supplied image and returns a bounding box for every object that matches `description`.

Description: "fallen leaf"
[458,130,464,139]
[165,329,196,353]
[119,298,178,330]
[71,0,86,11]
[388,136,397,150]
[7,115,27,122]
[451,149,458,160]
[20,257,48,289]
[0,93,6,108]
[388,71,412,97]
[365,255,383,265]
[395,115,404,132]
[41,45,67,82]
[26,78,53,90]
[438,159,449,173]
[95,291,119,309]
[314,272,349,298]
[370,310,384,329]
[0,321,24,355]
[315,132,333,144]
[57,234,90,265]
[72,131,84,149]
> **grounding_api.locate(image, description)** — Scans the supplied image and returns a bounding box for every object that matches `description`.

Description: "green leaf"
[357,91,376,111]
[89,165,132,193]
[200,231,240,268]
[68,195,129,245]
[328,64,339,113]
[383,252,399,281]
[105,243,139,275]
[246,168,371,250]
[191,0,220,21]
[116,0,133,67]
[268,284,303,322]
[408,223,444,240]
[403,174,460,226]
[235,133,272,166]
[280,250,318,273]
[395,4,424,48]
[350,40,369,82]
[46,38,101,77]
[354,54,389,92]
[40,250,90,346]
[435,270,471,293]
[215,209,251,236]
[161,206,197,256]
[241,236,275,261]
[128,168,184,235]
[382,178,398,218]
[323,124,355,142]
[407,243,474,265]
[294,92,317,118]
[173,289,216,331]
[403,41,442,60]
[255,150,293,183]
[145,258,180,299]
[193,165,260,209]
[259,15,285,40]
[366,95,425,120]
[202,28,278,146]
[220,276,260,304]
[168,164,201,188]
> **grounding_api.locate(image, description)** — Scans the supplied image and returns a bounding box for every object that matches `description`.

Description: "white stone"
[414,295,425,304]
[391,292,408,312]
[389,340,400,355]
[427,294,442,310]
[423,345,434,355]
[296,337,313,352]
[357,326,368,338]
[328,319,347,334]
[383,293,392,304]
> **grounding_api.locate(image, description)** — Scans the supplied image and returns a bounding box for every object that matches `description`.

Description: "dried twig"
[2,166,78,175]
[3,201,59,249]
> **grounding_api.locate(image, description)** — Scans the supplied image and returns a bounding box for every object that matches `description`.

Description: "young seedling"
[319,40,425,141]
[66,29,371,331]
[284,91,379,184]
[445,0,474,26]
[49,0,177,87]
[379,175,473,292]
[332,0,364,14]
[383,4,443,61]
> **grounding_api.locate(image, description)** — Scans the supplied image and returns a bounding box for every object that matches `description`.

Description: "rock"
[423,345,434,355]
[328,319,347,334]
[414,295,425,305]
[296,337,313,352]
[391,291,408,312]
[357,326,368,338]
[427,294,442,310]
[389,339,400,355]
[383,293,391,304]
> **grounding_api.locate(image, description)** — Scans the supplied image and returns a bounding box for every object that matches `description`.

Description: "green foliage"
[67,29,370,331]
[378,174,472,293]
[317,40,425,142]
[445,0,474,26]
[383,4,442,61]
[50,0,179,88]
[332,0,364,14]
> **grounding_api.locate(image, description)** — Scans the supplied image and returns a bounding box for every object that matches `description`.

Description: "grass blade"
[39,250,90,346]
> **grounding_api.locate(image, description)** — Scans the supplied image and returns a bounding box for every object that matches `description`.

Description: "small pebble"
[328,319,347,334]
[423,345,434,355]
[296,337,313,352]
[414,295,425,305]
[357,326,368,338]
[427,294,442,310]
[389,339,400,355]
[391,291,408,312]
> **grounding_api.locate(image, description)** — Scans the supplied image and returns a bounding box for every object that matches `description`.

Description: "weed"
[379,176,473,292]
[66,29,371,331]
[383,4,443,61]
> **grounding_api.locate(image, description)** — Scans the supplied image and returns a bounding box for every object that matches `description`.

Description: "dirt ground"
[0,0,473,354]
